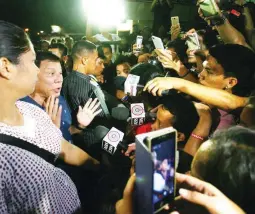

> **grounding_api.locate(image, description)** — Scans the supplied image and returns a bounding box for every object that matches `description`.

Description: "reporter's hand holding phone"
[169,173,245,214]
[115,174,136,214]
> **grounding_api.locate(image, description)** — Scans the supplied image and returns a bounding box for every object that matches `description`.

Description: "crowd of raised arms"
[0,0,255,213]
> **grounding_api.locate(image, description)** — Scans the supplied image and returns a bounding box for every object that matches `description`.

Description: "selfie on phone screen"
[152,139,175,204]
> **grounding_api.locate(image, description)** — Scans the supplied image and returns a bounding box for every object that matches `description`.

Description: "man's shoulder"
[63,71,91,86]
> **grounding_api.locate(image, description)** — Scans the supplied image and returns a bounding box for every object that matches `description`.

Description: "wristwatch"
[210,14,227,26]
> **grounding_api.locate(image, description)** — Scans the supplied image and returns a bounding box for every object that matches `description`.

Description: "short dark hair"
[197,29,219,49]
[130,63,165,86]
[98,43,113,54]
[209,44,255,96]
[166,38,188,63]
[49,43,68,57]
[0,21,31,65]
[35,52,61,68]
[71,40,97,61]
[161,93,199,139]
[201,126,255,213]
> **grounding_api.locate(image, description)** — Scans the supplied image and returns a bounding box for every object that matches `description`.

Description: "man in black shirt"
[62,41,109,149]
[151,0,174,37]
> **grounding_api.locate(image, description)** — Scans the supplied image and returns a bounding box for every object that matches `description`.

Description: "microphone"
[94,125,110,143]
[94,126,130,155]
[112,107,130,121]
[145,112,156,122]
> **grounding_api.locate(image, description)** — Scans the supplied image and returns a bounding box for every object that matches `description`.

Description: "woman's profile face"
[11,44,40,97]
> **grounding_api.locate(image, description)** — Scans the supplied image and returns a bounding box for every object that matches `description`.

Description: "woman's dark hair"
[130,63,165,86]
[0,21,31,64]
[166,38,188,63]
[209,44,255,96]
[197,29,219,49]
[160,94,199,140]
[201,126,255,214]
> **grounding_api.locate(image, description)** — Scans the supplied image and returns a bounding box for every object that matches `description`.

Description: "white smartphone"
[186,32,201,50]
[136,127,177,214]
[152,36,165,49]
[136,35,143,50]
[171,16,179,26]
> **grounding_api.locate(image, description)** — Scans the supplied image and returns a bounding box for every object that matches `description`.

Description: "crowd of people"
[0,0,255,213]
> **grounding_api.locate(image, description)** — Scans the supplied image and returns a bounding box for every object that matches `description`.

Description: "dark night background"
[0,0,87,33]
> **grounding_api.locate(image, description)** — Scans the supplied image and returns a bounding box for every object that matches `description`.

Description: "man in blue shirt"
[21,52,73,142]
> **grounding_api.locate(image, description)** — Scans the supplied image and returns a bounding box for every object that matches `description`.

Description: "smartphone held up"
[135,127,177,214]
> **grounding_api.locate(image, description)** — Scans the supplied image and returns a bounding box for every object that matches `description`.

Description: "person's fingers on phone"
[125,143,136,156]
[178,188,211,207]
[175,173,220,195]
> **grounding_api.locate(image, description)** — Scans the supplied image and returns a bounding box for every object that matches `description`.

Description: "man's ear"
[177,132,186,142]
[81,56,88,65]
[0,57,15,80]
[62,55,68,63]
[225,77,238,90]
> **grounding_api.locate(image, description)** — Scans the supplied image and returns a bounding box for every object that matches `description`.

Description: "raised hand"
[44,95,62,128]
[77,98,102,129]
[144,77,176,96]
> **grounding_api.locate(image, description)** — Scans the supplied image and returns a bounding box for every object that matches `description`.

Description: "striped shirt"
[62,71,108,146]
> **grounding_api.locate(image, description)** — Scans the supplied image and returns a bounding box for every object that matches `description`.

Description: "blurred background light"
[83,0,126,28]
[51,25,61,33]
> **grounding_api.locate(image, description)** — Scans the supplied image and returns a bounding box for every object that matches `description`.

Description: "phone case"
[171,16,179,26]
[152,36,164,49]
[186,33,201,50]
[199,0,219,17]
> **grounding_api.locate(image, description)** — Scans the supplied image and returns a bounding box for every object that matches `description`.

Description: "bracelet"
[191,133,205,141]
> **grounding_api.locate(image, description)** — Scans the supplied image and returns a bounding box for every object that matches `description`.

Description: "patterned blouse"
[0,101,81,213]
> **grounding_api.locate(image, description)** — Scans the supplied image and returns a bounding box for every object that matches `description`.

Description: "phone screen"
[152,133,176,211]
[136,36,143,50]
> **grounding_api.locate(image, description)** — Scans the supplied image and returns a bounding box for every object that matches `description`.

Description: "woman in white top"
[0,21,101,213]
